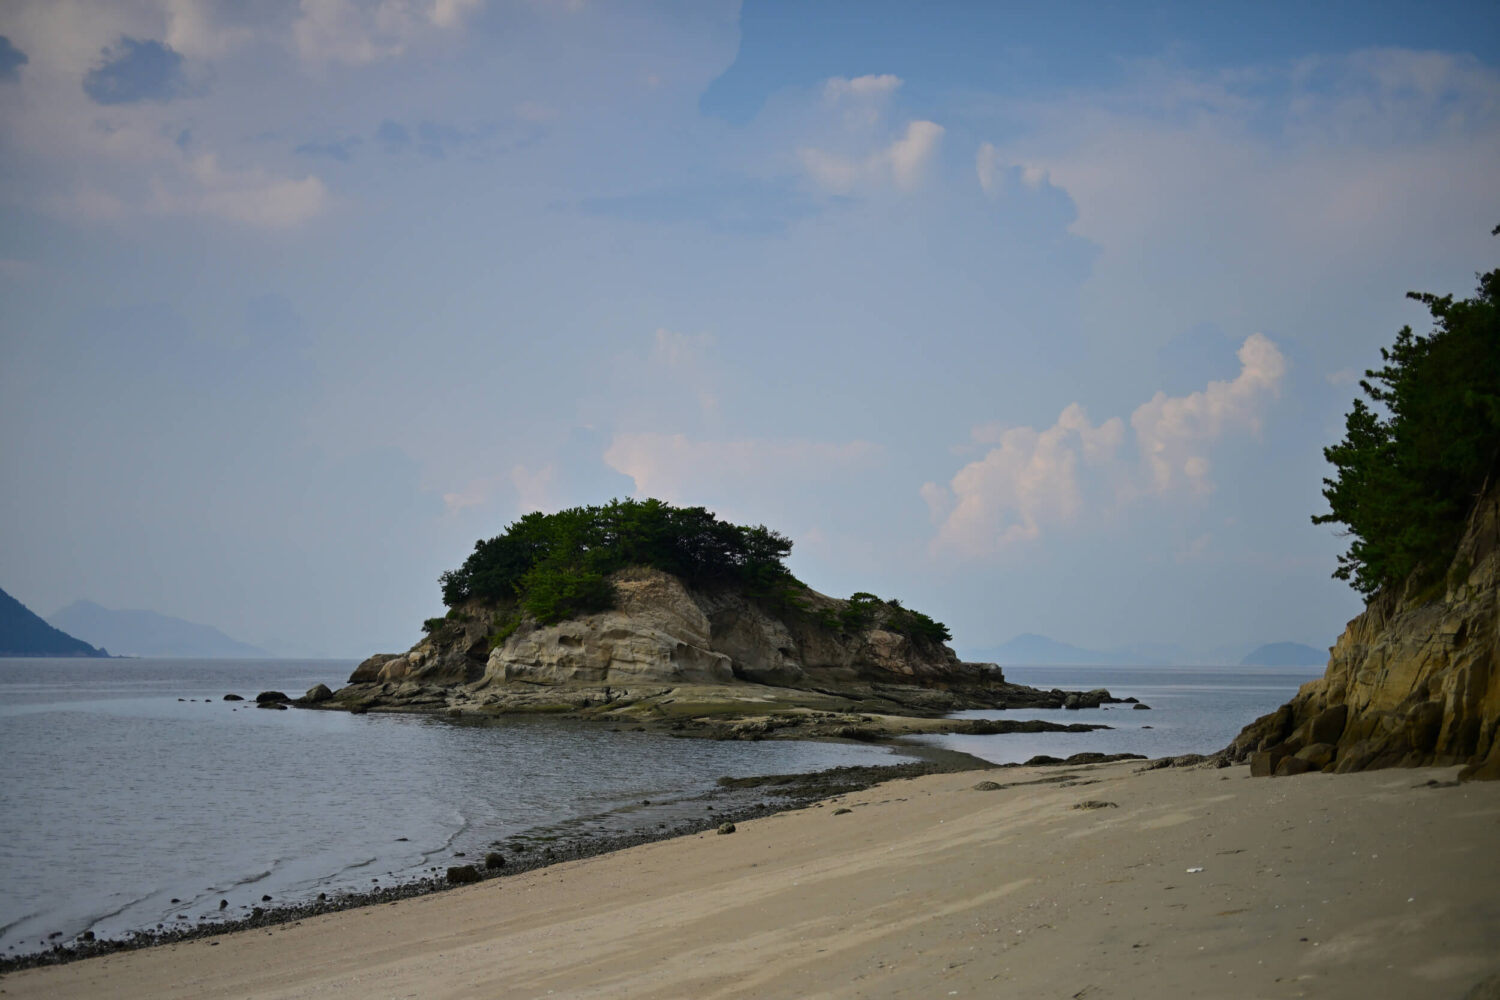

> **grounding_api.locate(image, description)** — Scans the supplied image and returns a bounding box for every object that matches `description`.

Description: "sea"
[0,657,1321,956]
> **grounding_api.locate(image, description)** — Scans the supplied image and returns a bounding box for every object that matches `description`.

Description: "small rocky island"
[326,500,1127,740]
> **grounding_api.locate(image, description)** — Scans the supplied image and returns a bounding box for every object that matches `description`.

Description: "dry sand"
[6,760,1498,1000]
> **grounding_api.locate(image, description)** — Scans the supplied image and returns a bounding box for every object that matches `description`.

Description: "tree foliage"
[437,498,954,642]
[1314,241,1500,596]
[439,498,798,624]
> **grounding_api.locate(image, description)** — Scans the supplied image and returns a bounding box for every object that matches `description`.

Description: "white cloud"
[800,120,945,193]
[294,0,483,64]
[603,433,878,504]
[976,142,1048,197]
[164,0,255,57]
[928,334,1285,557]
[1131,332,1286,495]
[926,403,1124,556]
[975,51,1500,344]
[824,74,902,102]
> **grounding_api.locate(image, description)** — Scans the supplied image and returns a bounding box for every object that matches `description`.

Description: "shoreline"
[6,757,1496,999]
[0,743,1018,974]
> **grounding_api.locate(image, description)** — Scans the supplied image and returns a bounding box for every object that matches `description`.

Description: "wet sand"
[6,760,1498,999]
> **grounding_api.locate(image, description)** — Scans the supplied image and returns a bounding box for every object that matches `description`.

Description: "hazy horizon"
[3,1,1497,658]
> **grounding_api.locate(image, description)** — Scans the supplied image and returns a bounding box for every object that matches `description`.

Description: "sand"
[6,760,1498,999]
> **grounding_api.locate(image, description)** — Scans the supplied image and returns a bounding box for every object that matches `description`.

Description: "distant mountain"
[48,601,271,659]
[969,633,1138,666]
[1240,642,1327,667]
[1,587,109,657]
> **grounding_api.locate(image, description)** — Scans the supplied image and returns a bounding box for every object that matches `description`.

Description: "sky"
[1,1,1497,660]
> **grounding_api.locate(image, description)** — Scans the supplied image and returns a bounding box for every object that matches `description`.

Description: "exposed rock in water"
[254,691,289,704]
[300,683,333,704]
[329,567,1120,731]
[1228,486,1500,781]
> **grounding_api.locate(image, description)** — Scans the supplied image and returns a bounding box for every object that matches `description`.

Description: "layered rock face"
[342,567,1014,712]
[1228,488,1500,781]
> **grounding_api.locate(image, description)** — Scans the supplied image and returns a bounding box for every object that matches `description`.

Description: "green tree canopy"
[438,498,797,623]
[435,498,953,643]
[1314,235,1500,596]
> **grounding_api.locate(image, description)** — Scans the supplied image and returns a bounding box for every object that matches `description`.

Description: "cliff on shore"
[329,566,1124,738]
[1228,485,1500,780]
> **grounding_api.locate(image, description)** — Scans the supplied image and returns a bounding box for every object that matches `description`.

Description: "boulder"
[303,683,333,704]
[1274,756,1317,777]
[255,691,290,704]
[446,865,481,885]
[223,694,243,702]
[1295,743,1337,770]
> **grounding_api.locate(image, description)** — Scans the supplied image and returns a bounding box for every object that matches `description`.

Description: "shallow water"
[911,663,1321,764]
[0,658,919,955]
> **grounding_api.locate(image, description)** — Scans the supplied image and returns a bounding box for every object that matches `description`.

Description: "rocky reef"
[1227,486,1500,780]
[328,567,1125,739]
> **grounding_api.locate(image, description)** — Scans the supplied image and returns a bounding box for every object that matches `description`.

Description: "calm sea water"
[912,663,1323,764]
[0,658,1319,955]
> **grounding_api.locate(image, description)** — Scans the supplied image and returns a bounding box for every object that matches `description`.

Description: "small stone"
[251,907,264,919]
[447,865,482,885]
[833,807,853,815]
[485,852,506,870]
[971,780,1003,791]
[716,822,736,835]
[219,899,228,910]
[261,894,272,901]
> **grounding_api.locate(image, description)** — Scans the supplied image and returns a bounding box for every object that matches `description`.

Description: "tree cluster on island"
[430,498,953,646]
[1315,228,1500,599]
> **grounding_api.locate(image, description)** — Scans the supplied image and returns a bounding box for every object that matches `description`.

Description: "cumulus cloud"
[603,433,878,505]
[925,404,1124,554]
[823,73,902,102]
[1131,332,1286,495]
[800,119,945,193]
[927,334,1286,557]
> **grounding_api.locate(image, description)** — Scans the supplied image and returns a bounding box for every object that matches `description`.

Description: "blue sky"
[1,1,1497,659]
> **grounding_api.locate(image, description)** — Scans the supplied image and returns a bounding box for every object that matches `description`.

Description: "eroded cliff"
[332,567,1112,725]
[1228,486,1500,780]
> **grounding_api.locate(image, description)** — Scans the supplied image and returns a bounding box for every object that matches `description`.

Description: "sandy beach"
[6,759,1498,1000]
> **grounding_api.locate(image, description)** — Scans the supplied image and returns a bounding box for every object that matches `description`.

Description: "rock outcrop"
[332,567,1112,723]
[1228,487,1500,780]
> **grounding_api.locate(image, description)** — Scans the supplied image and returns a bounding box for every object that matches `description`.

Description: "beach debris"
[1186,867,1204,873]
[716,822,736,835]
[446,865,481,885]
[1073,801,1117,810]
